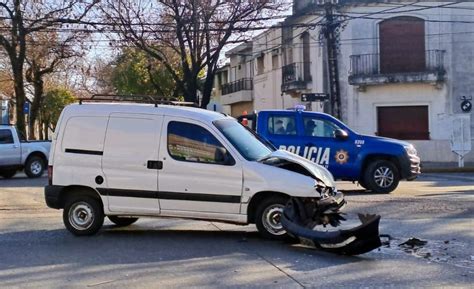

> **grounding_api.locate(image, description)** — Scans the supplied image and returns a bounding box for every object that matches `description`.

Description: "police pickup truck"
[0,125,50,178]
[239,108,421,194]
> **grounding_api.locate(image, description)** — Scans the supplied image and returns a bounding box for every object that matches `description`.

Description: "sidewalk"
[421,162,474,173]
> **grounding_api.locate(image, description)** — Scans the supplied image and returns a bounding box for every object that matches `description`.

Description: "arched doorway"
[379,16,425,74]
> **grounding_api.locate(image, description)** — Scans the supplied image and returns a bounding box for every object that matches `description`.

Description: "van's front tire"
[255,196,289,240]
[108,216,139,227]
[25,156,45,178]
[363,160,400,194]
[63,195,104,236]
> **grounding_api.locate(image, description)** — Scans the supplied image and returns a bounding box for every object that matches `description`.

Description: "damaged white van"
[45,99,380,254]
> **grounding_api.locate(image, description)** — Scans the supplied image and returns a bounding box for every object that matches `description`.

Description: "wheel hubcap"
[262,204,286,236]
[69,202,94,231]
[374,166,394,188]
[30,161,42,175]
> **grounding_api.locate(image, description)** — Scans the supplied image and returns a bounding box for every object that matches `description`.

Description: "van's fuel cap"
[95,176,104,185]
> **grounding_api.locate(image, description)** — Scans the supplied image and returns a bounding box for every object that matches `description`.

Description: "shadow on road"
[0,227,366,272]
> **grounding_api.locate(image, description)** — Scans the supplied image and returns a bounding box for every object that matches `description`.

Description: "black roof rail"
[78,94,197,107]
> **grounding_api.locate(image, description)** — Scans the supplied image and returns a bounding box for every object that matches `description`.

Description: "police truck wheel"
[108,216,139,227]
[364,160,399,194]
[63,195,104,236]
[255,196,289,240]
[1,170,16,179]
[25,156,45,178]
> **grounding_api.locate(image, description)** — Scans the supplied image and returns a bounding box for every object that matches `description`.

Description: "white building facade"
[213,0,474,165]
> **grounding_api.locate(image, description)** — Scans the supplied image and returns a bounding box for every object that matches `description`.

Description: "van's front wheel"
[255,196,289,240]
[63,196,104,236]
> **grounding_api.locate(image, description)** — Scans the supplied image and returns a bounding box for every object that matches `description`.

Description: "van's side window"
[167,121,232,165]
[268,115,296,135]
[0,129,14,144]
[303,117,341,138]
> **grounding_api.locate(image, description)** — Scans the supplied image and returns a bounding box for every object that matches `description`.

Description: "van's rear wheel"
[63,195,104,236]
[363,160,399,194]
[108,216,139,227]
[25,156,45,178]
[255,196,289,240]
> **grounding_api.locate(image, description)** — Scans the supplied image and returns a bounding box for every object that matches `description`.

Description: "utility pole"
[323,2,342,119]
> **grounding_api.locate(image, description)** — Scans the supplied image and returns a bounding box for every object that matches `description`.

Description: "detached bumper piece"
[281,198,382,255]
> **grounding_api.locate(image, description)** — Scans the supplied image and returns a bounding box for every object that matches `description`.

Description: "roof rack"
[78,94,197,107]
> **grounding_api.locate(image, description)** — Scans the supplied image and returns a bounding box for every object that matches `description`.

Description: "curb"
[421,167,474,173]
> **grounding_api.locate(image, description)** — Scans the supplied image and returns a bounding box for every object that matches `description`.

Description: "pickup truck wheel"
[1,170,16,179]
[108,216,139,227]
[63,195,104,236]
[255,196,289,240]
[363,160,400,194]
[25,156,45,178]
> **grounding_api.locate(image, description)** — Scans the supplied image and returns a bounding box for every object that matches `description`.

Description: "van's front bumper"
[281,197,381,255]
[44,185,64,209]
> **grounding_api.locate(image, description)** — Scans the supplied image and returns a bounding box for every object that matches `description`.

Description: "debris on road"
[399,237,428,248]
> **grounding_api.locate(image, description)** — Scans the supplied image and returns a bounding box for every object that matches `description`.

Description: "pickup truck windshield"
[214,119,272,161]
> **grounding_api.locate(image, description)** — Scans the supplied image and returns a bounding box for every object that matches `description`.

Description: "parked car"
[238,108,421,194]
[0,125,51,178]
[44,102,381,254]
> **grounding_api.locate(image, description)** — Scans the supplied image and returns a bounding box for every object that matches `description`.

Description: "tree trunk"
[200,74,214,109]
[38,114,44,140]
[28,75,44,140]
[44,121,49,140]
[13,65,26,138]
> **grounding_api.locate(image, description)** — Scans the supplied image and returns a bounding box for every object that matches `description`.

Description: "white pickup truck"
[0,125,51,178]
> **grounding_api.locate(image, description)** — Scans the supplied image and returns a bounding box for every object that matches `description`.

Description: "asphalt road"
[0,173,473,289]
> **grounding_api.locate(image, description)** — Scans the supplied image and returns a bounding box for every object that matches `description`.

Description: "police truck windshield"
[214,119,273,161]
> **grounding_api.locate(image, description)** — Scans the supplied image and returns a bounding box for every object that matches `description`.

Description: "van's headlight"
[405,144,417,156]
[315,180,334,198]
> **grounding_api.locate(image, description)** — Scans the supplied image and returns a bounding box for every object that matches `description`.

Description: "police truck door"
[300,113,356,179]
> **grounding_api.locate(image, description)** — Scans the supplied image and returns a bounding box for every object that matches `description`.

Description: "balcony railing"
[222,78,253,95]
[282,62,312,92]
[349,50,446,85]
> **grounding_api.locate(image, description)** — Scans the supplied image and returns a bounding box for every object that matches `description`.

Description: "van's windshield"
[214,119,273,161]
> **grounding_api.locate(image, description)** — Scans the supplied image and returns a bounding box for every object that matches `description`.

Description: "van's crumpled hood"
[259,150,336,188]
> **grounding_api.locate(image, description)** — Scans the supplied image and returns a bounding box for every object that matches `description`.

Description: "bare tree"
[0,0,97,136]
[25,31,86,139]
[102,0,285,108]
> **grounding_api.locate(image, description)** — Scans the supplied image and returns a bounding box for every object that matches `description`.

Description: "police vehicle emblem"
[335,150,349,164]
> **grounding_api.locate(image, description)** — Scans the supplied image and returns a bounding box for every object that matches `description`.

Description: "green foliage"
[110,48,177,98]
[42,88,75,128]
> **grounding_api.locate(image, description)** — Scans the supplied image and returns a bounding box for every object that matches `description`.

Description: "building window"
[377,106,429,140]
[257,54,265,75]
[167,121,233,165]
[272,54,279,70]
[379,16,425,74]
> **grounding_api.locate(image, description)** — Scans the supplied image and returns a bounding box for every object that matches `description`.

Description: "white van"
[45,102,345,239]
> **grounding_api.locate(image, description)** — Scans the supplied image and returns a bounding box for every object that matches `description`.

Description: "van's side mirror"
[334,129,349,140]
[215,148,235,165]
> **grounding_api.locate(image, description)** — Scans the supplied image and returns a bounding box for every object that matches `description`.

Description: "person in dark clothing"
[275,120,286,134]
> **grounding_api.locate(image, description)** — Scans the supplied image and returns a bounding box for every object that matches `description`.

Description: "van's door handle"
[147,160,163,170]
